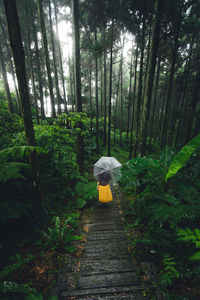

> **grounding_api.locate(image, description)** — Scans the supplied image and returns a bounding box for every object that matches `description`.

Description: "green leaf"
[25,294,43,300]
[190,251,200,261]
[165,133,200,181]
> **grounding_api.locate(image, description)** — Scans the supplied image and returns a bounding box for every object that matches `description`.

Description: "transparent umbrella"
[94,156,122,184]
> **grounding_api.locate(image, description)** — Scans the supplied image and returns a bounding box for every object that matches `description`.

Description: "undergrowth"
[120,145,200,299]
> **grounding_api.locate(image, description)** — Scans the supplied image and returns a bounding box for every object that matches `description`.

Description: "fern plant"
[0,146,46,162]
[75,181,98,208]
[25,293,58,300]
[42,215,82,252]
[177,228,200,261]
[159,254,179,288]
[0,256,35,280]
[0,256,36,295]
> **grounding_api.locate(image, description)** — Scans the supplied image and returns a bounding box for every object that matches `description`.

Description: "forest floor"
[50,185,161,300]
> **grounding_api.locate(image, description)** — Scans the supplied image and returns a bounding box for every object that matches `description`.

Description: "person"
[97,170,113,204]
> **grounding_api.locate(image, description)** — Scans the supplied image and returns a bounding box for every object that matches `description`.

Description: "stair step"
[61,284,153,298]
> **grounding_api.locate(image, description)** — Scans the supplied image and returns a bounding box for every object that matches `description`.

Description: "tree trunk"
[120,38,124,145]
[103,30,107,147]
[89,58,93,132]
[114,67,121,145]
[161,20,180,148]
[107,21,114,157]
[138,0,165,156]
[130,42,139,159]
[126,41,134,139]
[143,23,152,98]
[49,0,61,114]
[149,51,161,147]
[31,7,45,119]
[94,23,99,155]
[100,55,103,119]
[175,49,193,147]
[53,0,68,113]
[72,0,84,171]
[184,58,200,142]
[38,0,56,118]
[25,0,39,124]
[0,42,13,113]
[134,17,145,156]
[0,17,20,113]
[3,0,41,207]
[68,56,73,111]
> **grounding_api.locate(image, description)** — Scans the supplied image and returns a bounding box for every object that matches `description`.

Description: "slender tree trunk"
[4,0,41,206]
[107,21,114,157]
[184,59,200,142]
[138,0,165,156]
[53,0,68,113]
[149,51,161,147]
[31,8,45,119]
[158,84,168,145]
[161,22,180,148]
[175,38,194,147]
[68,56,73,111]
[143,23,152,98]
[126,41,134,139]
[94,23,99,155]
[120,38,124,145]
[103,32,107,147]
[175,34,195,145]
[72,0,84,170]
[0,42,13,113]
[38,0,56,118]
[0,17,20,113]
[89,58,93,132]
[130,42,139,159]
[99,56,103,118]
[25,1,39,124]
[49,0,61,114]
[134,17,145,156]
[72,57,76,111]
[114,67,121,145]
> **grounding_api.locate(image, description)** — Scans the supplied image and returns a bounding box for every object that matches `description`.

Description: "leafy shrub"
[75,181,98,208]
[0,256,36,297]
[42,213,81,252]
[120,144,200,297]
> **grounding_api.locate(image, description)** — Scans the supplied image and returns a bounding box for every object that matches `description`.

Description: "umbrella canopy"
[94,156,122,184]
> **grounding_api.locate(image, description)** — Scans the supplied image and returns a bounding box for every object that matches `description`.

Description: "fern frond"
[190,251,200,261]
[0,162,29,182]
[0,199,31,223]
[0,256,35,280]
[0,146,47,162]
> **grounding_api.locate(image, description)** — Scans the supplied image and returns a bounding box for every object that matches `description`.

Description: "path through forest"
[51,186,160,299]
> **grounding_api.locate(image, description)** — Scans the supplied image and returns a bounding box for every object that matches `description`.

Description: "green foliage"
[25,294,58,300]
[121,147,200,296]
[0,281,36,294]
[0,256,35,280]
[166,133,200,181]
[0,146,47,162]
[75,181,98,208]
[0,255,36,296]
[177,228,200,261]
[42,213,81,252]
[159,254,179,288]
[0,162,29,182]
[0,107,23,149]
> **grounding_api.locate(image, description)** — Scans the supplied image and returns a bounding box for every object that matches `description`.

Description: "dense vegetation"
[0,0,200,299]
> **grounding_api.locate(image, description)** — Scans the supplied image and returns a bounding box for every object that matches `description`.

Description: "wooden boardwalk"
[51,186,159,299]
